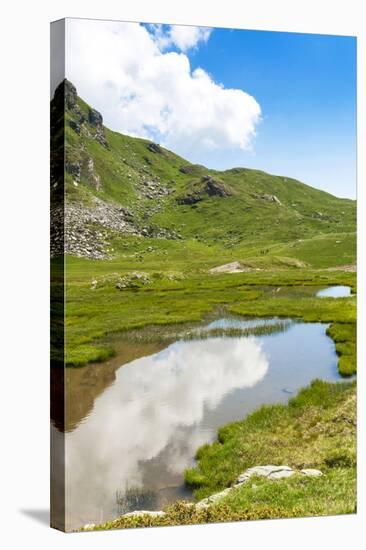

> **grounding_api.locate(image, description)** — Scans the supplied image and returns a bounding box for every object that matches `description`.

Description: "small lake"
[316,285,352,298]
[60,315,343,530]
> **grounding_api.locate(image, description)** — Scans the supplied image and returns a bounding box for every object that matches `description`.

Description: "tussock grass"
[185,380,356,499]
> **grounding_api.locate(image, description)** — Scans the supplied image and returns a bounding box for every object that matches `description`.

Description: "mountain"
[51,80,356,270]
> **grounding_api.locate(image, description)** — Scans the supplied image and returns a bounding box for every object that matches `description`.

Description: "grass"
[88,379,356,530]
[185,380,356,498]
[326,323,357,377]
[64,261,356,372]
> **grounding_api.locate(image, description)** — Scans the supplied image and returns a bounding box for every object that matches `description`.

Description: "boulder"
[235,465,295,485]
[147,142,164,154]
[195,488,232,509]
[300,469,323,477]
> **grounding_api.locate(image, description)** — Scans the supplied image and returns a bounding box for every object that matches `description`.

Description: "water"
[59,317,342,530]
[316,285,352,298]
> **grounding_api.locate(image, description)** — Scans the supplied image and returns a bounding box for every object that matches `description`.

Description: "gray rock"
[147,142,163,154]
[235,465,295,485]
[300,468,323,477]
[88,107,103,127]
[122,510,166,518]
[196,488,232,509]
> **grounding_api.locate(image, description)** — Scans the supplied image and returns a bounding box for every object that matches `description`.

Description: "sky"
[65,19,356,198]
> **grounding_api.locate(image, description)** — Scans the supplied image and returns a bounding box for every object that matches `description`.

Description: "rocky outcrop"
[62,79,108,148]
[201,175,231,197]
[88,107,107,147]
[115,272,151,290]
[65,161,81,186]
[64,79,77,110]
[177,175,232,205]
[86,157,101,191]
[176,194,203,205]
[147,142,164,154]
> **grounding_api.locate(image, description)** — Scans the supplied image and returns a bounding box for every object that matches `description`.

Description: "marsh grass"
[116,486,157,515]
[64,264,356,368]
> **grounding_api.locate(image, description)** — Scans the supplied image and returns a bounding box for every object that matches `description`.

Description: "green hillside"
[53,80,356,271]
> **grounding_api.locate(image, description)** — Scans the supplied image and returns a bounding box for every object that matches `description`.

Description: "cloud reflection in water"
[65,336,268,528]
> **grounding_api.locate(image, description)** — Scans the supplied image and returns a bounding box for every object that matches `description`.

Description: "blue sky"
[185,28,357,199]
[67,20,356,199]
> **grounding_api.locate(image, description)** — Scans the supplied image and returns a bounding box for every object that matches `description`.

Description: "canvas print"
[50,18,357,532]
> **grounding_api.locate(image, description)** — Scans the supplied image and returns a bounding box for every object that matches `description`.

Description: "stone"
[83,523,95,530]
[301,469,323,477]
[122,510,166,518]
[69,119,81,134]
[196,488,232,509]
[235,465,295,485]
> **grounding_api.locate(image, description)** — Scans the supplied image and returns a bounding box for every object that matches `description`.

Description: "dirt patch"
[325,264,356,273]
[209,261,254,274]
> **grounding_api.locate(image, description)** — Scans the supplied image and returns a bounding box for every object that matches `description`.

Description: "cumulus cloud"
[150,23,212,51]
[65,19,261,159]
[65,336,268,528]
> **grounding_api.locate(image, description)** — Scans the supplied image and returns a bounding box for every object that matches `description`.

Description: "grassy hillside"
[56,80,355,268]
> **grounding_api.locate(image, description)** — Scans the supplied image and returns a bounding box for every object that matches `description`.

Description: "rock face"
[201,175,231,197]
[86,157,101,191]
[62,79,108,148]
[177,175,231,205]
[88,108,103,127]
[88,107,107,147]
[65,79,77,110]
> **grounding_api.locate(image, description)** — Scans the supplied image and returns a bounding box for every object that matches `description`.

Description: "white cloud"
[66,19,261,159]
[151,24,212,52]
